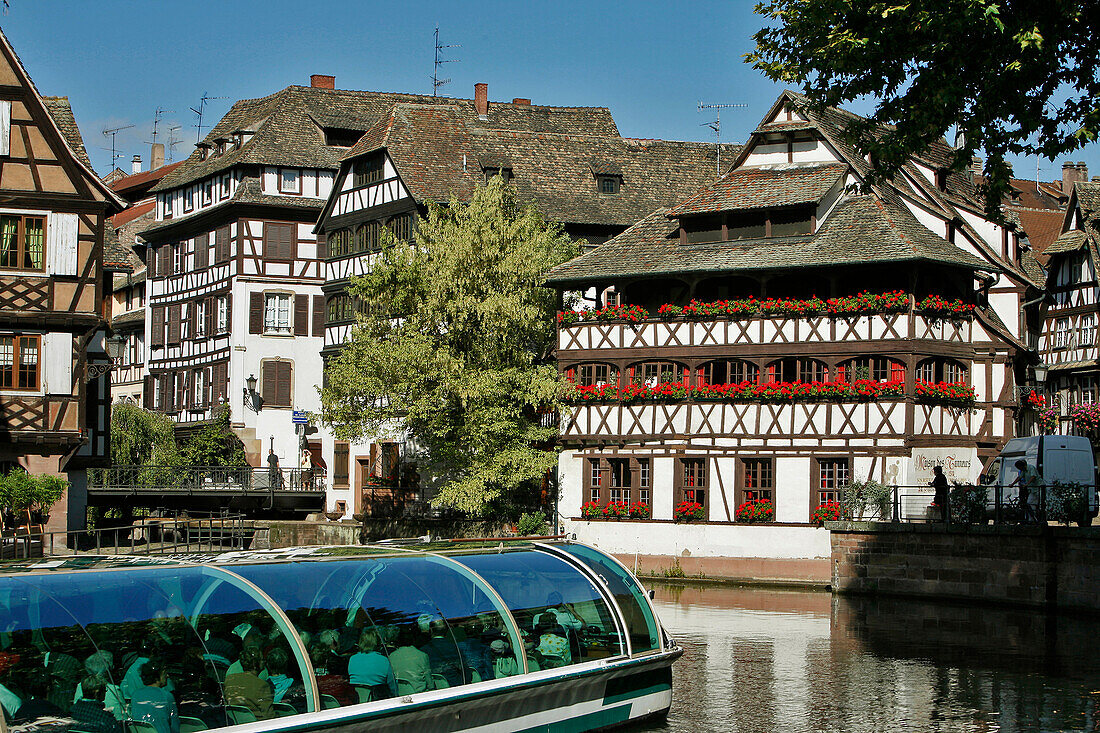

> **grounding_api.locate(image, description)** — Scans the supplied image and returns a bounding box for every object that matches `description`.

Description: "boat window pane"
[233,556,521,702]
[555,545,662,654]
[454,550,625,670]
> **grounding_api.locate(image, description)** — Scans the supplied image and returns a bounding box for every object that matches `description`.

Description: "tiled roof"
[111,161,186,199]
[153,85,620,193]
[332,103,737,229]
[111,309,145,329]
[545,194,990,286]
[1044,229,1088,256]
[110,200,155,229]
[103,228,133,271]
[41,97,93,170]
[1075,181,1100,215]
[1017,208,1068,261]
[112,268,146,291]
[667,163,846,216]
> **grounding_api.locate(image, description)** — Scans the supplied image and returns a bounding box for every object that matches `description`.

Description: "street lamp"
[243,374,262,412]
[104,333,127,364]
[1033,362,1049,387]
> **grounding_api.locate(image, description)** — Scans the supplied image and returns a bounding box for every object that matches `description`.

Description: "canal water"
[636,584,1100,732]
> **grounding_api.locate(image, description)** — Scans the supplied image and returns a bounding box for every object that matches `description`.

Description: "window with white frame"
[216,295,229,333]
[193,369,205,407]
[194,300,207,337]
[1082,376,1099,404]
[279,168,299,194]
[163,194,173,218]
[1055,317,1072,348]
[609,458,631,504]
[183,188,194,213]
[202,180,213,206]
[588,458,607,504]
[263,293,291,334]
[1080,314,1096,348]
[817,458,850,505]
[220,175,231,200]
[638,458,651,506]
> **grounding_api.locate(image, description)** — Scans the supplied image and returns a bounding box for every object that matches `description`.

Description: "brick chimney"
[512,98,531,106]
[311,74,335,89]
[1063,161,1077,196]
[131,155,142,175]
[1078,161,1089,183]
[474,83,488,118]
[150,143,164,171]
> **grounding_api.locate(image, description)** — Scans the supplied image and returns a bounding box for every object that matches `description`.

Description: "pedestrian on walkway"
[931,465,950,523]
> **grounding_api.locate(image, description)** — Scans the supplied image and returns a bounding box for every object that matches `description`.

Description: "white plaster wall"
[651,456,675,520]
[988,290,1022,339]
[775,457,810,522]
[711,456,737,521]
[565,520,831,560]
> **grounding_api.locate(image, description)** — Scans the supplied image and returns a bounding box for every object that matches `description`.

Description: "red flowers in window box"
[914,380,976,407]
[735,499,775,523]
[558,303,649,325]
[826,290,910,315]
[581,501,602,518]
[811,501,849,526]
[602,501,629,519]
[674,501,705,522]
[629,501,651,519]
[916,295,976,319]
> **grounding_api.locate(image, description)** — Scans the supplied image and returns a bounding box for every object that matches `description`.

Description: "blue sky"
[2,0,1096,185]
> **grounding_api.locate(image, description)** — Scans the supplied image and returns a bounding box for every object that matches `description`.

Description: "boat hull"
[233,649,680,733]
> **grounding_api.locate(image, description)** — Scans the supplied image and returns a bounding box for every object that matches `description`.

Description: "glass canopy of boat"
[0,541,662,731]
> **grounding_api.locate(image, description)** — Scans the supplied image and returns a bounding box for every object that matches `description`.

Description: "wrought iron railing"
[89,466,327,493]
[854,483,1096,526]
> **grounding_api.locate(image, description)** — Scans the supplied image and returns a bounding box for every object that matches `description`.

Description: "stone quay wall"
[829,521,1100,611]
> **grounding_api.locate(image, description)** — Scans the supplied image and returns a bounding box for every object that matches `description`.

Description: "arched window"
[764,357,828,384]
[388,213,411,242]
[326,293,354,324]
[354,224,368,253]
[328,228,351,257]
[365,220,382,251]
[697,359,759,385]
[628,360,687,386]
[916,357,968,383]
[566,363,619,387]
[838,356,906,383]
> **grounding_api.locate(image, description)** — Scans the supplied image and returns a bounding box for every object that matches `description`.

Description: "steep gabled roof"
[667,162,846,216]
[152,85,620,192]
[323,102,736,230]
[545,193,991,286]
[41,96,93,170]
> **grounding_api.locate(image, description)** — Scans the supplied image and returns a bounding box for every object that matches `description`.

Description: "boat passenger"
[263,648,295,704]
[121,640,174,701]
[11,668,63,722]
[347,629,396,700]
[129,660,179,733]
[223,647,274,720]
[0,651,23,719]
[489,640,519,679]
[316,629,347,676]
[387,627,431,694]
[70,674,122,733]
[310,643,354,707]
[420,619,467,688]
[45,651,82,711]
[534,620,571,669]
[457,619,493,682]
[72,651,126,720]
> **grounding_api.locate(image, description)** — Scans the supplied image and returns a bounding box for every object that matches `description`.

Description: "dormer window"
[324,127,364,147]
[197,143,210,161]
[233,133,243,150]
[597,175,620,194]
[214,138,228,155]
[279,168,300,194]
[353,154,385,188]
[935,169,948,191]
[681,206,815,244]
[483,166,513,183]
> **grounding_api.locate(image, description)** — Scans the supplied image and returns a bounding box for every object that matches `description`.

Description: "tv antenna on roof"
[167,125,183,162]
[101,124,135,171]
[431,25,460,97]
[699,102,746,178]
[190,92,228,143]
[145,107,174,148]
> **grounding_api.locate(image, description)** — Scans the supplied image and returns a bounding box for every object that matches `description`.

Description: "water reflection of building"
[650,586,1100,732]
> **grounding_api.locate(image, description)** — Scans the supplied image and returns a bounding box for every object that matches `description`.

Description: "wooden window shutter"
[205,295,215,336]
[312,295,324,336]
[249,292,263,334]
[204,366,213,406]
[194,233,209,268]
[0,100,10,156]
[317,234,328,260]
[46,213,78,276]
[158,245,171,275]
[294,294,309,335]
[167,304,181,344]
[261,361,277,405]
[216,226,230,263]
[143,375,155,408]
[148,246,157,277]
[151,307,165,347]
[283,224,295,260]
[161,373,174,412]
[277,361,292,406]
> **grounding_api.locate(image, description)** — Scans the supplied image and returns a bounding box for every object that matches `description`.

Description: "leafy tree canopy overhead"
[747,0,1100,219]
[320,179,580,515]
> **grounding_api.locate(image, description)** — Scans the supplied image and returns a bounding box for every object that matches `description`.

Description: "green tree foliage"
[747,1,1100,218]
[181,405,249,467]
[321,179,580,514]
[0,468,67,515]
[110,401,180,466]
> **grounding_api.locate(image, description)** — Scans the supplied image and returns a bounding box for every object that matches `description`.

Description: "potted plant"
[674,501,705,522]
[811,501,848,526]
[735,499,775,523]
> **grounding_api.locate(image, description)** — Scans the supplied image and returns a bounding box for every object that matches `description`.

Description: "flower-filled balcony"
[557,292,976,353]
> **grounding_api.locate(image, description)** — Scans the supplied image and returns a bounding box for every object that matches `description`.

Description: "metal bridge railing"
[89,466,327,493]
[879,483,1093,525]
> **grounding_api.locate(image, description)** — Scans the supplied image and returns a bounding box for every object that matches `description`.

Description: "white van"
[979,435,1098,523]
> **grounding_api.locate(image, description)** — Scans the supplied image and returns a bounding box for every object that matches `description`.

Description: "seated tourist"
[386,628,430,694]
[534,592,586,633]
[129,660,179,733]
[420,619,467,688]
[347,629,396,700]
[534,620,571,669]
[46,652,82,712]
[223,647,274,721]
[121,640,173,701]
[489,639,520,679]
[457,619,492,683]
[263,648,295,704]
[0,651,23,720]
[70,675,122,733]
[316,630,347,677]
[310,643,353,707]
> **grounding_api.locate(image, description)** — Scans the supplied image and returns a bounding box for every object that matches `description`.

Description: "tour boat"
[0,539,679,732]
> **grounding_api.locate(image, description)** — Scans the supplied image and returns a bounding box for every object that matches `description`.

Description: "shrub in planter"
[602,501,629,519]
[841,479,892,520]
[674,501,705,522]
[949,483,987,524]
[735,499,775,523]
[810,501,848,526]
[581,501,602,519]
[516,511,549,536]
[629,501,651,519]
[1046,481,1091,526]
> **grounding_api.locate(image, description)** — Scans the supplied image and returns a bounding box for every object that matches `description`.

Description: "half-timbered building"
[1038,181,1100,427]
[0,28,126,534]
[545,91,1037,549]
[312,86,734,517]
